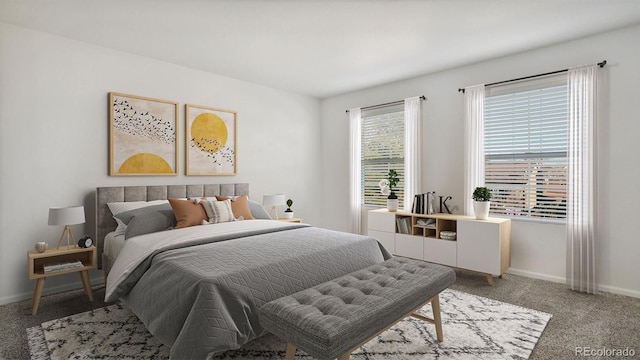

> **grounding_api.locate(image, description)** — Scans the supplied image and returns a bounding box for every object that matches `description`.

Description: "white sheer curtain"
[404,96,422,211]
[348,108,362,234]
[463,84,486,215]
[567,65,597,294]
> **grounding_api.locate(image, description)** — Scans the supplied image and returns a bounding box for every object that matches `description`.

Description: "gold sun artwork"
[191,113,228,154]
[118,153,173,174]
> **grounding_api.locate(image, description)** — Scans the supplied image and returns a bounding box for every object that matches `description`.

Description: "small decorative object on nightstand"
[28,245,97,315]
[35,242,47,253]
[283,198,294,219]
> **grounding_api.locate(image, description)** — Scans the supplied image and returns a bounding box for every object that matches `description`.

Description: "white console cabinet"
[367,209,511,285]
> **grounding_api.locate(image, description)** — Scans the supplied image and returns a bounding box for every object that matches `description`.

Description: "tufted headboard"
[95,183,249,271]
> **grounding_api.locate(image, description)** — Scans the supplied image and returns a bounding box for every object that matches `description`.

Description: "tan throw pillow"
[168,198,208,228]
[215,195,255,220]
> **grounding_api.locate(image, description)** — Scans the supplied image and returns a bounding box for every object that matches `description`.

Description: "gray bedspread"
[118,224,390,359]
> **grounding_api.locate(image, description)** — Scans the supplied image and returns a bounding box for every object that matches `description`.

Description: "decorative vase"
[473,201,490,220]
[35,242,47,253]
[387,192,398,212]
[284,210,294,219]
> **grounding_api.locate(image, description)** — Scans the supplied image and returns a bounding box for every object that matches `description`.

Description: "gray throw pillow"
[125,209,176,239]
[113,203,176,239]
[248,199,271,219]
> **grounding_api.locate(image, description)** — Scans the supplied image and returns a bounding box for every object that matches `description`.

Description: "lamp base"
[269,206,280,220]
[56,225,76,250]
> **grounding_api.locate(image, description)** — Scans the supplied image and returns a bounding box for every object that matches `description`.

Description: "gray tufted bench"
[259,257,456,360]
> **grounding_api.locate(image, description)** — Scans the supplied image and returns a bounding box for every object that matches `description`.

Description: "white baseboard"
[597,284,640,299]
[506,268,640,299]
[0,274,105,306]
[505,268,565,284]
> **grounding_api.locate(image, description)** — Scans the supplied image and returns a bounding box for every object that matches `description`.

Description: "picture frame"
[109,92,179,176]
[185,104,237,176]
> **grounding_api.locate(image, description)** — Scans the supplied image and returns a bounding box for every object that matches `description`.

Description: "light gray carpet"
[3,269,639,359]
[27,289,551,359]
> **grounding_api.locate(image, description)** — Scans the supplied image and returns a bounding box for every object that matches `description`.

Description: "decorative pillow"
[107,200,168,216]
[248,199,271,219]
[168,198,208,228]
[201,199,235,223]
[109,201,170,236]
[215,195,255,220]
[124,208,176,239]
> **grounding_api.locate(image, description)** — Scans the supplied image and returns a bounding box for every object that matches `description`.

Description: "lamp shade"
[262,194,286,209]
[48,206,85,226]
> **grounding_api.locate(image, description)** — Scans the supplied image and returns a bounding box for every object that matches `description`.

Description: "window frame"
[483,74,568,222]
[360,104,405,208]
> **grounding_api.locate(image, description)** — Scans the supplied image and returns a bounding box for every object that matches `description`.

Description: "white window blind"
[484,74,568,220]
[361,104,405,207]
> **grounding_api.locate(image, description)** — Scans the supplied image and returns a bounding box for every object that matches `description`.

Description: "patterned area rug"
[28,289,551,360]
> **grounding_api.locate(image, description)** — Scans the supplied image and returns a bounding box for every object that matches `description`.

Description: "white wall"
[320,24,640,297]
[0,22,322,304]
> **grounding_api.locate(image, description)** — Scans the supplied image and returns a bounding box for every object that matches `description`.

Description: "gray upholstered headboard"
[96,183,249,271]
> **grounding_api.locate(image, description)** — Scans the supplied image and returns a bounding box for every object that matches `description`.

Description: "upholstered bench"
[259,257,456,360]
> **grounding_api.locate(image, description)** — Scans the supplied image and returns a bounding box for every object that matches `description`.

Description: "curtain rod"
[345,95,426,113]
[457,60,607,93]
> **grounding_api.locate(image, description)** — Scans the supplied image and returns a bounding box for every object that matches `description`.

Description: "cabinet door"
[423,238,457,267]
[368,230,395,254]
[395,234,423,260]
[457,220,501,275]
[368,210,397,232]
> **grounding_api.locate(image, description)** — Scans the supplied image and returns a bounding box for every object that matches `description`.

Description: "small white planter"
[473,201,490,220]
[283,211,294,219]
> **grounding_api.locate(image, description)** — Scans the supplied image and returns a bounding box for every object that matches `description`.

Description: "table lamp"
[262,194,286,220]
[48,206,85,249]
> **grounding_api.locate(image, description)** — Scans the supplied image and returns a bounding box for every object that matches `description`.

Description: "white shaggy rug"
[28,289,551,360]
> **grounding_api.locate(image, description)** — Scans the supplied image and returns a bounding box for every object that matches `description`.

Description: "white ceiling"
[2,0,640,98]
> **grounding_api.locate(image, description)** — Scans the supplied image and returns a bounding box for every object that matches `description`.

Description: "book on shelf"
[396,216,412,234]
[43,260,84,273]
[412,194,423,214]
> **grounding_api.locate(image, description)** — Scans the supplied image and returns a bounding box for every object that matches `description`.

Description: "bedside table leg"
[32,278,45,316]
[79,270,93,301]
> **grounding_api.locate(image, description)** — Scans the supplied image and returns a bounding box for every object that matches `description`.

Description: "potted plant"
[472,186,492,220]
[283,198,294,218]
[379,169,399,212]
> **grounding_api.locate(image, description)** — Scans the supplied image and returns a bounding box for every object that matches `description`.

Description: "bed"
[96,183,390,359]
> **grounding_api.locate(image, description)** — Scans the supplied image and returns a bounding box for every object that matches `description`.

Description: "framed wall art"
[109,92,179,176]
[186,104,237,175]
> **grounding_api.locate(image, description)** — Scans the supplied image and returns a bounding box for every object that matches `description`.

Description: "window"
[360,104,404,207]
[484,74,568,220]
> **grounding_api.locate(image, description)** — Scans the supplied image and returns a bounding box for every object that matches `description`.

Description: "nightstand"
[27,245,97,315]
[278,218,302,223]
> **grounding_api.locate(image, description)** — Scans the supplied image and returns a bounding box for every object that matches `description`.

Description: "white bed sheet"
[103,231,126,261]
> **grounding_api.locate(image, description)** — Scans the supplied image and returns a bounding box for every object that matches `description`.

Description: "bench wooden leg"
[431,294,443,342]
[285,343,296,360]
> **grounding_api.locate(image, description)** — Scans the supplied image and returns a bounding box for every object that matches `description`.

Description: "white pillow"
[107,200,169,236]
[201,199,235,224]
